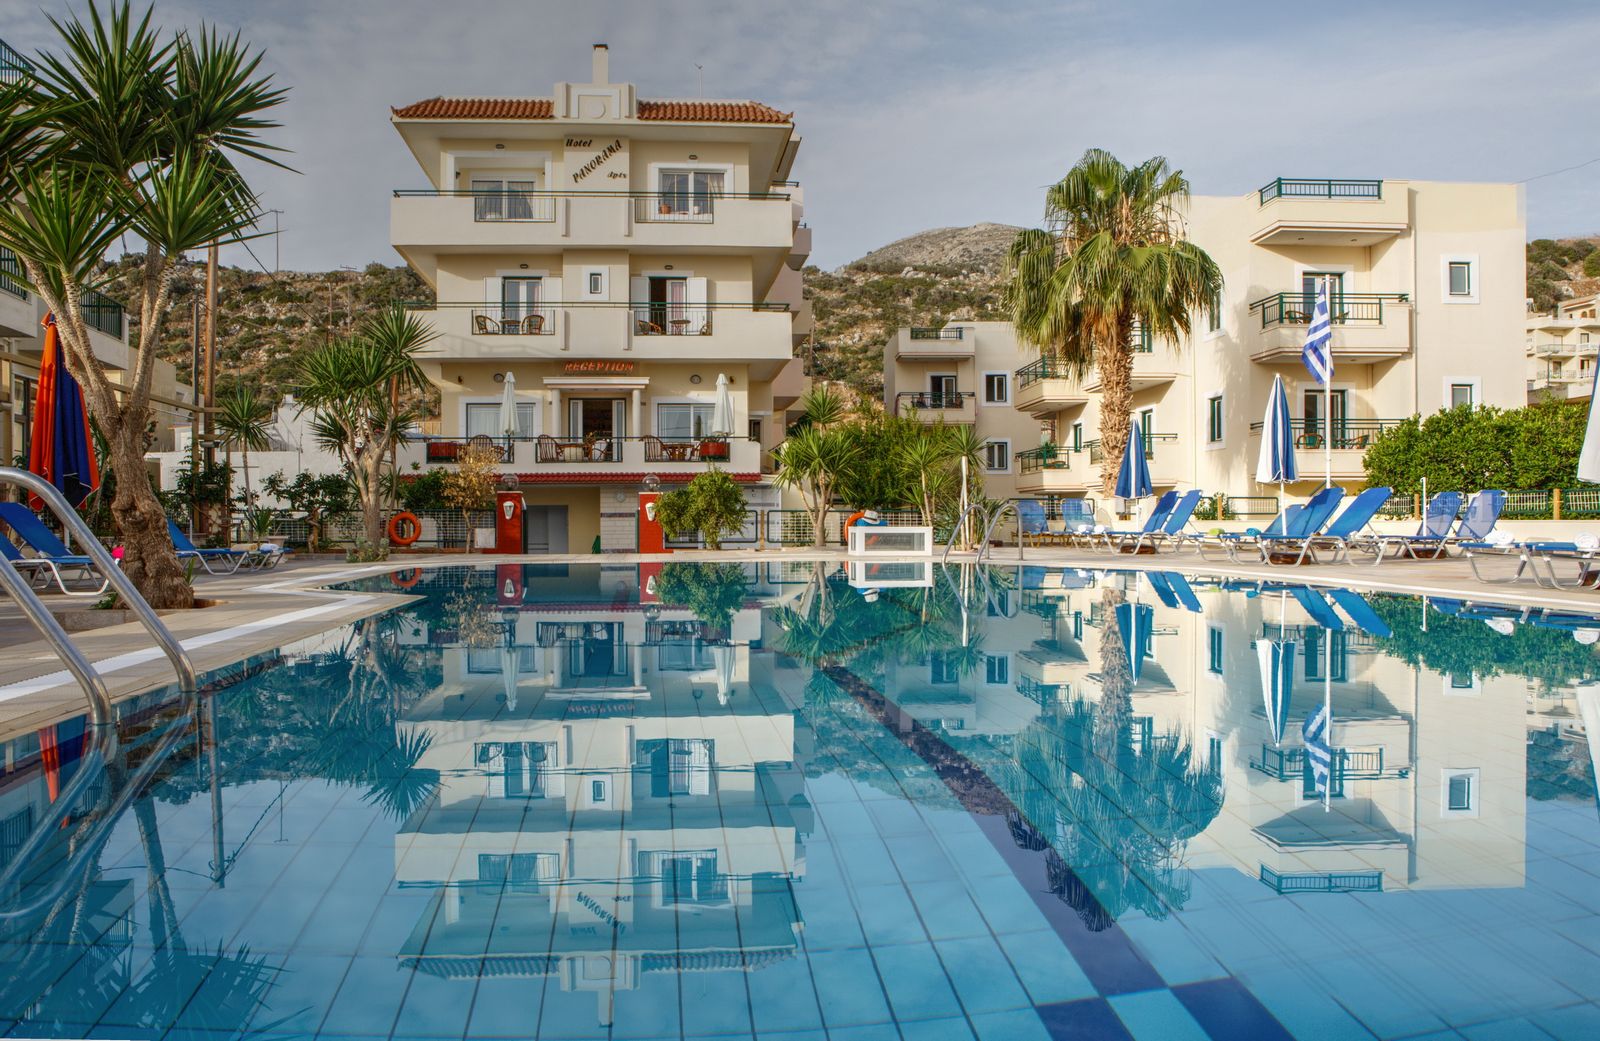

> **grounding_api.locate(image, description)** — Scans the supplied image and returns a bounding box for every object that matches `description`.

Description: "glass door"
[501,277,542,329]
[1300,271,1345,321]
[1302,389,1347,447]
[930,374,958,407]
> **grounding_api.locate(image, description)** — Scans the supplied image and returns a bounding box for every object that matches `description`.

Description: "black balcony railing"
[1086,433,1176,464]
[1246,417,1407,450]
[82,289,123,339]
[1260,866,1383,894]
[896,391,971,410]
[413,300,788,339]
[1250,291,1408,329]
[0,38,31,88]
[474,191,555,222]
[632,305,711,336]
[1017,444,1078,473]
[909,326,964,341]
[1258,178,1384,205]
[1016,357,1079,387]
[392,189,790,226]
[0,247,26,300]
[416,435,754,466]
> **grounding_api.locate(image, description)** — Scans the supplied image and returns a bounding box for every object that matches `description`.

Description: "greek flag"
[1301,281,1334,385]
[1302,702,1332,795]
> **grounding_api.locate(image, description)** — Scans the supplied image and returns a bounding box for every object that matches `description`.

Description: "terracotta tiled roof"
[391,96,789,124]
[636,99,791,124]
[392,97,553,120]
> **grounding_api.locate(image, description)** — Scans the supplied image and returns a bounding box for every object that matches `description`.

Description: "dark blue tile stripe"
[1035,997,1137,1041]
[1172,978,1295,1041]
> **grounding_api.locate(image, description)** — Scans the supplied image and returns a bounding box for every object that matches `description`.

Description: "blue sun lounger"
[1203,486,1345,563]
[1085,490,1179,550]
[167,520,252,575]
[1145,571,1202,612]
[1326,588,1393,638]
[1368,491,1462,562]
[1289,586,1345,631]
[0,502,110,596]
[1107,490,1203,554]
[1258,486,1391,566]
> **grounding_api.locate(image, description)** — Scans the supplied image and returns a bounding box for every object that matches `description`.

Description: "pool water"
[1,561,1598,1040]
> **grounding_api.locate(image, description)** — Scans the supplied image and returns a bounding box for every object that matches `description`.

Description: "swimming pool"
[0,560,1596,1040]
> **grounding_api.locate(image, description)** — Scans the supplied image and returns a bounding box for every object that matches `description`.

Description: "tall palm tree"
[0,1,288,608]
[215,385,272,506]
[1007,150,1222,494]
[296,305,433,556]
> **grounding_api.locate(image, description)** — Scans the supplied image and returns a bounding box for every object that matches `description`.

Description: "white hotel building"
[886,178,1526,509]
[389,45,809,550]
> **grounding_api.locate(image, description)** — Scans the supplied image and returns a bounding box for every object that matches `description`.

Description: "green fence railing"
[1017,444,1079,473]
[1250,291,1408,329]
[1086,433,1177,464]
[1257,178,1383,205]
[1260,865,1383,894]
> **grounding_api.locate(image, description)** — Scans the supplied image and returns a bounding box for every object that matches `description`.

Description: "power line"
[1520,154,1600,185]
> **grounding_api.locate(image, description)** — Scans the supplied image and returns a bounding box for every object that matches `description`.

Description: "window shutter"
[687,277,708,333]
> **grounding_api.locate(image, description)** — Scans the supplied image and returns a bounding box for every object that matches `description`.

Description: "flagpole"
[1323,275,1333,490]
[1323,630,1332,813]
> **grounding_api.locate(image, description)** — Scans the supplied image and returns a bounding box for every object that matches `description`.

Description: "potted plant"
[698,435,729,461]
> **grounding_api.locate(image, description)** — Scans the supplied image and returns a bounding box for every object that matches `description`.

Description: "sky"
[3,0,1597,273]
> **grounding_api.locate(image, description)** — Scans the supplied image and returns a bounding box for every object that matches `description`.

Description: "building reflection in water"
[391,562,809,1027]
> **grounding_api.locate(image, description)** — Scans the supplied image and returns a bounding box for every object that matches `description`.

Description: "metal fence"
[1195,495,1279,521]
[1259,865,1383,894]
[1257,178,1383,204]
[264,509,494,550]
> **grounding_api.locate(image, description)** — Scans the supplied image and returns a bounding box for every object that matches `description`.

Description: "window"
[1070,422,1083,451]
[1206,735,1223,777]
[636,739,714,797]
[471,177,538,221]
[1206,395,1224,444]
[466,401,535,438]
[588,272,603,295]
[476,742,558,799]
[1441,256,1479,303]
[1303,629,1348,682]
[984,440,1011,473]
[1450,383,1476,409]
[930,653,960,684]
[1442,769,1480,817]
[1207,627,1223,674]
[984,655,1010,685]
[983,372,1009,404]
[591,779,607,803]
[1207,289,1222,333]
[748,418,761,442]
[658,169,725,217]
[657,402,714,441]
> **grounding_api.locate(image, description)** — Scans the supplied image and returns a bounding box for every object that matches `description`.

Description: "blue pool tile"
[390,962,474,1039]
[934,937,1031,1015]
[997,929,1097,1006]
[1117,917,1227,988]
[1034,998,1136,1041]
[745,953,825,1035]
[808,947,893,1030]
[970,1008,1053,1041]
[827,1024,903,1041]
[1239,966,1385,1041]
[908,879,990,941]
[853,883,927,946]
[680,970,754,1037]
[1170,979,1293,1041]
[1107,989,1211,1041]
[872,941,964,1022]
[1531,1002,1600,1041]
[465,976,550,1038]
[318,956,409,1037]
[1459,1017,1561,1040]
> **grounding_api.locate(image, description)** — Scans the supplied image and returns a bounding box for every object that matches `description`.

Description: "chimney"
[592,43,609,83]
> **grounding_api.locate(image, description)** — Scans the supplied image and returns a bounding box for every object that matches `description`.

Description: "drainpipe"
[1410,199,1420,417]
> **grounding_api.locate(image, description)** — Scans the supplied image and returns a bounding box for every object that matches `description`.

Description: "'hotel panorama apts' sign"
[569,138,623,183]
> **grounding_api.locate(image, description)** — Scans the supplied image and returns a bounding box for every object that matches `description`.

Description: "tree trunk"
[1098,339,1134,497]
[109,425,194,609]
[358,446,386,555]
[1094,586,1132,764]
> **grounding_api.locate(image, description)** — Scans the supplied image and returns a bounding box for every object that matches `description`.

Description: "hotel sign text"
[570,138,623,183]
[564,360,634,374]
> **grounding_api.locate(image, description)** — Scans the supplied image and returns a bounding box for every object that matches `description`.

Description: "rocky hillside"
[806,223,1020,394]
[1527,237,1600,314]
[99,255,433,401]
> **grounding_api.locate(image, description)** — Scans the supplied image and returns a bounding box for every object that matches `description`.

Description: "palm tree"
[296,306,433,557]
[1007,150,1222,494]
[773,423,859,549]
[215,385,272,506]
[0,2,288,609]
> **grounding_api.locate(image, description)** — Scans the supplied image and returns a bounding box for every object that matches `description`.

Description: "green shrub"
[656,470,749,550]
[1584,252,1600,278]
[1363,399,1590,493]
[654,561,751,634]
[1534,259,1571,283]
[397,468,449,511]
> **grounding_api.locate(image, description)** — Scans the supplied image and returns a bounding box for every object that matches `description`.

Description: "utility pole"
[189,297,201,538]
[204,242,219,534]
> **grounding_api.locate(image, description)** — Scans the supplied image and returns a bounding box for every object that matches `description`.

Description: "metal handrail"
[941,502,990,563]
[0,468,196,696]
[976,501,1024,565]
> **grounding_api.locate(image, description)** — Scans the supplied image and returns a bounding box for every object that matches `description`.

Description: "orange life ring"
[387,511,421,547]
[390,568,422,589]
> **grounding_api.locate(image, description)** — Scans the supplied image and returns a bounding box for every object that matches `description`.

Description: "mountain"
[806,223,1021,395]
[1527,237,1600,313]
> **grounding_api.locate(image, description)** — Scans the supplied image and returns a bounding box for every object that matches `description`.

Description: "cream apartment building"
[1524,291,1599,402]
[388,45,810,551]
[914,179,1525,506]
[2,248,192,468]
[882,321,1045,502]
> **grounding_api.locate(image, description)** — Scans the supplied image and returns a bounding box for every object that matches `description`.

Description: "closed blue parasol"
[1114,415,1152,501]
[27,313,99,508]
[1255,373,1297,486]
[1257,635,1296,745]
[1115,601,1153,683]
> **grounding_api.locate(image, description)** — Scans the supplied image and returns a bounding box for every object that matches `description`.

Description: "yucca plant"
[0,2,288,607]
[215,384,272,506]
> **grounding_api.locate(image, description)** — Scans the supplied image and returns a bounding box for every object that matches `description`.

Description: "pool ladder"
[0,467,196,723]
[941,500,1028,565]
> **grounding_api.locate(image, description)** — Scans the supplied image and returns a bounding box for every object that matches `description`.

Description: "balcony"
[390,189,796,276]
[1015,358,1089,417]
[1247,417,1404,479]
[1252,178,1408,245]
[0,246,31,337]
[890,325,973,360]
[1247,292,1412,364]
[895,391,975,424]
[401,435,764,479]
[1527,341,1595,358]
[409,302,796,364]
[1085,434,1179,486]
[1082,350,1177,394]
[1016,444,1085,495]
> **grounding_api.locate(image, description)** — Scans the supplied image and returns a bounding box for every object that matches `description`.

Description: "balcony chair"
[466,434,505,462]
[635,317,665,336]
[473,314,503,335]
[520,313,545,335]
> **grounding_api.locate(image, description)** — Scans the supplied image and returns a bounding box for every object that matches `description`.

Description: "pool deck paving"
[0,543,1593,738]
